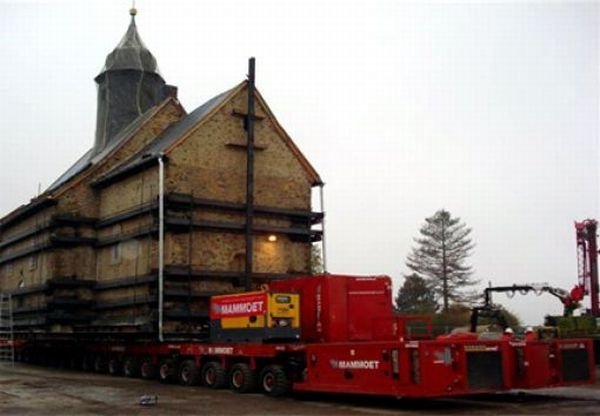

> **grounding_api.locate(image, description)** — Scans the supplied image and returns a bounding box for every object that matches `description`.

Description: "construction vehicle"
[471,219,600,360]
[541,221,600,355]
[470,283,584,333]
[10,274,594,399]
[544,219,600,359]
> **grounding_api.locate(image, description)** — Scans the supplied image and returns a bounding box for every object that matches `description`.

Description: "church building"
[0,9,323,338]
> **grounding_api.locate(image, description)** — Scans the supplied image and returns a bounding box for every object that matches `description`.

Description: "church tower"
[93,8,176,154]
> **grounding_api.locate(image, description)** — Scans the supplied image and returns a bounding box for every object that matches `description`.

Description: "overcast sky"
[0,0,598,324]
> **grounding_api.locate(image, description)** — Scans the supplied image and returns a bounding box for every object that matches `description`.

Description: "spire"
[93,8,176,155]
[98,8,159,76]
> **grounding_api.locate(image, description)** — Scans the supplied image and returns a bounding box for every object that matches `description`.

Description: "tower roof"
[97,11,160,77]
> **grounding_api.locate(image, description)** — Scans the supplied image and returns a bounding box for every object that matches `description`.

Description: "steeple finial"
[129,0,137,17]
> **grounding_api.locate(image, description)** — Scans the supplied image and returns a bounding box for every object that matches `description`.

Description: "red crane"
[575,219,599,316]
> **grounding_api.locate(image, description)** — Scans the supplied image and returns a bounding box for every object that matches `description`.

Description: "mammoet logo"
[210,293,267,319]
[219,301,264,316]
[208,347,234,355]
[329,359,380,370]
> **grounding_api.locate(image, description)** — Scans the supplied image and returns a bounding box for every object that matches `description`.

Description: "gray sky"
[1,0,598,324]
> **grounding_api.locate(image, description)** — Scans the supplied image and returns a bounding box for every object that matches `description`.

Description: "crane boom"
[575,220,599,316]
[470,283,584,332]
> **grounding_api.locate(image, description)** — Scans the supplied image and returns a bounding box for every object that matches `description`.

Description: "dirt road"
[1,363,600,415]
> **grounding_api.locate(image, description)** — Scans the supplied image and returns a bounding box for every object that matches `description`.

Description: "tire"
[67,355,79,370]
[94,356,107,373]
[158,359,176,383]
[81,355,93,372]
[179,359,199,386]
[56,355,67,368]
[259,365,292,397]
[140,359,156,380]
[108,358,122,376]
[200,361,227,389]
[123,357,139,378]
[229,363,256,393]
[45,351,60,368]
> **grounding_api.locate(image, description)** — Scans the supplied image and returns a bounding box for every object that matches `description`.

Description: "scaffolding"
[0,293,15,366]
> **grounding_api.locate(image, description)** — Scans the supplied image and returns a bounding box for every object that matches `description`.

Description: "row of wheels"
[16,349,292,397]
[177,360,291,397]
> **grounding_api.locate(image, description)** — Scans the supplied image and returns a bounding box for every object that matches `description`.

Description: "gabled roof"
[139,85,235,156]
[92,85,237,188]
[94,81,323,187]
[46,103,163,192]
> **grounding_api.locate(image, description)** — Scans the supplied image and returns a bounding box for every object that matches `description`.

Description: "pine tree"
[406,209,478,311]
[395,274,438,314]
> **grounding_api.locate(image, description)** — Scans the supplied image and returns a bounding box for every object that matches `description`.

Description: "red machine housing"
[269,275,396,342]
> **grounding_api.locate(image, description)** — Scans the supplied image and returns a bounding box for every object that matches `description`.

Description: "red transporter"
[13,274,596,399]
[271,275,595,397]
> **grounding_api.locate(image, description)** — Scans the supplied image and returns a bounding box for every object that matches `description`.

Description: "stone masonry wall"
[165,85,313,277]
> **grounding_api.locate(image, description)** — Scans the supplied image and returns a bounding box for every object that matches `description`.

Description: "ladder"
[0,293,15,366]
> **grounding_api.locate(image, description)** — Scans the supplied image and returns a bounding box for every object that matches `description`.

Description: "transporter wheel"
[140,359,156,380]
[200,361,227,389]
[67,355,80,370]
[123,357,140,378]
[108,357,122,376]
[259,365,292,397]
[179,359,199,386]
[56,354,68,368]
[81,355,93,371]
[94,356,107,373]
[158,359,176,383]
[229,363,256,393]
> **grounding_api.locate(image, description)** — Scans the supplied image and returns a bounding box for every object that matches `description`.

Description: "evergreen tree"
[406,209,478,311]
[395,273,438,314]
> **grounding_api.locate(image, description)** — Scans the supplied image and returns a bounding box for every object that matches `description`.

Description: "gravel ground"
[1,363,600,415]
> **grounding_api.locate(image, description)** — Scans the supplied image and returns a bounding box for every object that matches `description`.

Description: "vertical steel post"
[319,183,327,273]
[158,155,165,342]
[587,220,599,316]
[245,58,256,290]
